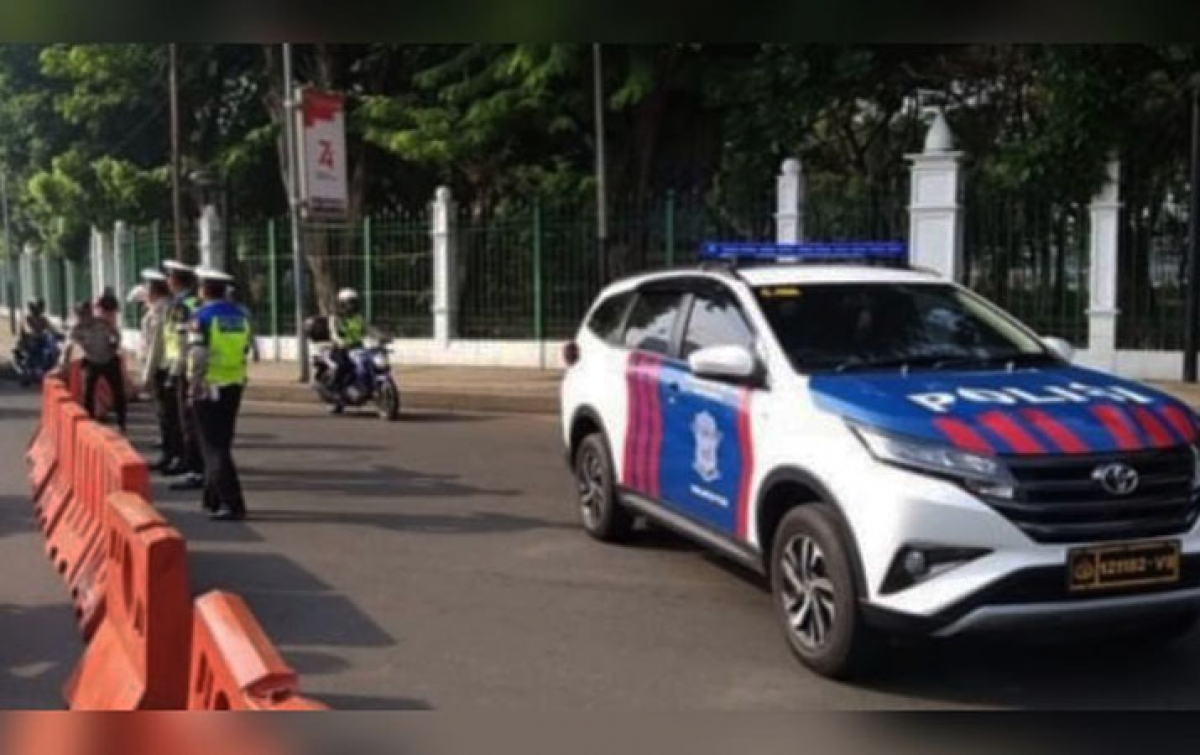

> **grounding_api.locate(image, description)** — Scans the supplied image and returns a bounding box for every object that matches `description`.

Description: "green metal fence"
[963,188,1090,346]
[1117,197,1189,351]
[457,193,784,339]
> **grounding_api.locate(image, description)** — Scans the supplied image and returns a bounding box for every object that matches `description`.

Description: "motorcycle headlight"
[372,353,389,370]
[851,423,1015,499]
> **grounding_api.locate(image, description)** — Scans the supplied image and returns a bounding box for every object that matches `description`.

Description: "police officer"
[188,266,251,521]
[328,288,365,414]
[137,268,173,470]
[161,260,206,489]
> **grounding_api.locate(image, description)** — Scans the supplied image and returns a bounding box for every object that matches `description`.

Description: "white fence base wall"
[115,327,569,371]
[1073,349,1199,383]
[117,324,1194,379]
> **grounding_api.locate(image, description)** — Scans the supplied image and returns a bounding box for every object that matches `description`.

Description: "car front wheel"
[770,504,879,680]
[574,433,634,543]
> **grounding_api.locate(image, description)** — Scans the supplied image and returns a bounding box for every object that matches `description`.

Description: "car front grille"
[982,446,1200,544]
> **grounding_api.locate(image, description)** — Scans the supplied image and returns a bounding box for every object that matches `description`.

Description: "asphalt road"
[7,378,1200,709]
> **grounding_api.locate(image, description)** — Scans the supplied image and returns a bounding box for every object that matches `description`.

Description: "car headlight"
[1191,444,1200,492]
[851,423,1016,499]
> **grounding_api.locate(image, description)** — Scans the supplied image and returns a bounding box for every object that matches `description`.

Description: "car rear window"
[586,291,632,343]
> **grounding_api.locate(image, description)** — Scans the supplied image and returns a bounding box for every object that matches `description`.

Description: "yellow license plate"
[1068,540,1181,593]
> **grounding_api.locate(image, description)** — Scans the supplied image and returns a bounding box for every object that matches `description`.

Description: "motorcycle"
[306,317,401,421]
[12,332,63,387]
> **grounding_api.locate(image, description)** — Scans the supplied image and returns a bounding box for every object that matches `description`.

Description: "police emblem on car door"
[692,411,722,483]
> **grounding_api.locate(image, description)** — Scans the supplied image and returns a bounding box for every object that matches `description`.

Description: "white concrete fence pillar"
[19,242,35,306]
[431,186,458,346]
[907,111,965,280]
[89,227,104,299]
[113,220,128,300]
[199,204,224,272]
[776,158,804,243]
[1087,158,1122,372]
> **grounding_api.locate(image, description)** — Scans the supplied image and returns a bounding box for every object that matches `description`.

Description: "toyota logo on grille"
[1092,463,1140,496]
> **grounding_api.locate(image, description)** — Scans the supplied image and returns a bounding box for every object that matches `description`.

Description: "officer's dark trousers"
[176,378,206,475]
[83,358,127,430]
[194,384,246,516]
[151,369,179,463]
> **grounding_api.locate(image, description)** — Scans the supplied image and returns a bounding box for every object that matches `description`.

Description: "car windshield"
[753,282,1057,374]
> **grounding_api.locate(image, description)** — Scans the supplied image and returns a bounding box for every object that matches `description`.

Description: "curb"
[243,382,558,416]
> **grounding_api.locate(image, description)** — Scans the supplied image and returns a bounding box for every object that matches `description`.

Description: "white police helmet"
[337,288,360,303]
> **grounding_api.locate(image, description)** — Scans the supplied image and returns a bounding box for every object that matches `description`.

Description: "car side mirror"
[1042,336,1075,363]
[688,344,763,386]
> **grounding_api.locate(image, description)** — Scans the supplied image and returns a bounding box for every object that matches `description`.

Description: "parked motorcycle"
[305,316,401,421]
[12,332,63,387]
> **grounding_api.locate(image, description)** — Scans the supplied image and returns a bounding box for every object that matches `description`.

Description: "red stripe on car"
[1158,404,1198,444]
[1131,406,1174,448]
[735,387,755,542]
[933,417,994,454]
[1091,404,1142,450]
[1019,408,1089,454]
[623,352,643,488]
[643,354,664,498]
[978,411,1046,454]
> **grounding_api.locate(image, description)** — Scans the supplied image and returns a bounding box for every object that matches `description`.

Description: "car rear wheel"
[574,433,633,543]
[770,504,879,680]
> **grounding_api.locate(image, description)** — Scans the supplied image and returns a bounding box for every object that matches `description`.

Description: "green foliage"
[0,43,1196,263]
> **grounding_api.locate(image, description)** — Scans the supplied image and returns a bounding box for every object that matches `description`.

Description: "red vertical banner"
[296,88,348,219]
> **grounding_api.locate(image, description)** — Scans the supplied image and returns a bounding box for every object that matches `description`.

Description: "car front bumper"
[831,461,1200,637]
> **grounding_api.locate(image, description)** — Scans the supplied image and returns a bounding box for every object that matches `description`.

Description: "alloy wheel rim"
[780,534,837,650]
[577,448,605,527]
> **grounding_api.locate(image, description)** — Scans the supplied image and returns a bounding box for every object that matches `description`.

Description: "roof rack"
[699,241,909,268]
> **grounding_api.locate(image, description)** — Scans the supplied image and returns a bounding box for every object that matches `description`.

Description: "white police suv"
[560,241,1200,679]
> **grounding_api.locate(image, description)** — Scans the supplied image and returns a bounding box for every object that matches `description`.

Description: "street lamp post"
[592,43,608,286]
[1185,74,1200,383]
[3,172,15,335]
[282,43,309,383]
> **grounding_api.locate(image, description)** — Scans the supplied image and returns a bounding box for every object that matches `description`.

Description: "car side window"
[622,290,685,355]
[586,291,632,343]
[681,292,755,359]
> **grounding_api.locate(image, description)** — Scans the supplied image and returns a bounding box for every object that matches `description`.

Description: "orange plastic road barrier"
[45,420,150,640]
[188,591,328,710]
[36,401,89,536]
[27,379,72,500]
[65,492,191,710]
[74,424,152,641]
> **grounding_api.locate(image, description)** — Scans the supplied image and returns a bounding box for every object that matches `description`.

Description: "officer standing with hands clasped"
[188,266,251,521]
[162,260,206,490]
[137,268,174,469]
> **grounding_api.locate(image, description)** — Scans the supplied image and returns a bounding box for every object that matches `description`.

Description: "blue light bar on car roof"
[700,241,908,264]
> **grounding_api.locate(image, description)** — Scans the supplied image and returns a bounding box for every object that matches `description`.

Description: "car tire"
[573,433,634,543]
[770,504,879,680]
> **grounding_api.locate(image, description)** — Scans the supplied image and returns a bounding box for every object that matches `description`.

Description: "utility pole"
[1185,74,1200,383]
[592,43,608,285]
[169,43,184,261]
[283,43,309,382]
[3,172,14,334]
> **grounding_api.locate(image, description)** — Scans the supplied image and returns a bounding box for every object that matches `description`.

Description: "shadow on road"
[251,508,573,537]
[0,495,38,542]
[240,463,520,500]
[0,603,77,709]
[853,631,1200,708]
[314,692,433,710]
[188,550,395,649]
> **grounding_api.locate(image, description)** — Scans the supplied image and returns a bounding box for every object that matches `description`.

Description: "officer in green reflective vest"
[162,260,206,488]
[187,266,251,521]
